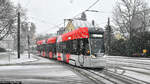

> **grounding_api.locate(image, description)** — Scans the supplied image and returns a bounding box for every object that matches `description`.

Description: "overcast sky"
[11,0,150,35]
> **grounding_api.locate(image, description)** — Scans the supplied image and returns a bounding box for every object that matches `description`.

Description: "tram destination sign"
[91,34,103,38]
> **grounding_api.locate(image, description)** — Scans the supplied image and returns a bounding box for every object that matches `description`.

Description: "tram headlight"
[87,50,90,54]
[103,54,106,58]
[91,55,96,58]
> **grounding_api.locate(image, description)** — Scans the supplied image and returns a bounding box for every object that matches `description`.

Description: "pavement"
[0,52,38,65]
[0,52,93,84]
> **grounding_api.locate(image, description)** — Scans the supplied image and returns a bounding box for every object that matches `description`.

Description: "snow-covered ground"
[105,55,150,69]
[0,52,38,65]
[0,52,93,84]
[105,55,150,83]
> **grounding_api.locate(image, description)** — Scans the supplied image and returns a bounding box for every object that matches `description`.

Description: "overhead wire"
[86,0,100,11]
[27,0,101,34]
[50,0,101,33]
[72,0,100,19]
[29,15,64,34]
[42,0,100,32]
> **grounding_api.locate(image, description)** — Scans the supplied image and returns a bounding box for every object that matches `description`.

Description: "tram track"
[84,69,124,84]
[107,56,150,60]
[106,58,150,71]
[59,62,112,84]
[42,57,150,84]
[72,67,107,84]
[40,58,109,84]
[107,59,150,66]
[102,69,149,84]
[66,63,148,84]
[70,66,150,84]
[114,66,150,76]
[105,66,150,83]
[107,62,150,71]
[89,69,146,84]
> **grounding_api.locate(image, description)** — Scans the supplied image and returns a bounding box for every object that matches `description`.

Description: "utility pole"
[17,12,20,59]
[28,34,30,58]
[107,18,111,55]
[92,20,95,27]
[28,23,31,59]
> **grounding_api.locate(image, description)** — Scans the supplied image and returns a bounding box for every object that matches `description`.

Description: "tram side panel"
[52,44,57,59]
[47,44,53,59]
[46,43,56,59]
[36,27,106,68]
[56,38,91,67]
[42,45,46,57]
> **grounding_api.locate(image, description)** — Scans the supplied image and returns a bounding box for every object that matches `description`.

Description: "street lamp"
[28,22,31,58]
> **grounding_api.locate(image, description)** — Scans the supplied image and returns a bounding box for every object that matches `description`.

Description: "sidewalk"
[0,51,38,65]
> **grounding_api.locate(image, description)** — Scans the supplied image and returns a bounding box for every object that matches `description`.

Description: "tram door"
[78,39,85,66]
[78,39,91,66]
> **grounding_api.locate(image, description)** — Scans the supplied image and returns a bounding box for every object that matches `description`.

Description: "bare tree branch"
[113,0,150,38]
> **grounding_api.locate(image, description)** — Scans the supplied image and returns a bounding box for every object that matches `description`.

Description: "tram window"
[57,42,66,53]
[63,42,68,53]
[72,39,78,54]
[38,46,40,51]
[65,40,72,53]
[73,40,77,50]
[78,39,84,55]
[51,45,53,51]
[76,39,82,55]
[56,43,61,52]
[77,38,90,55]
[44,45,47,52]
[48,45,51,51]
[70,40,73,53]
[60,42,63,53]
[52,44,56,53]
[62,42,66,50]
[51,44,54,52]
[66,41,70,53]
[46,46,49,53]
[84,39,90,55]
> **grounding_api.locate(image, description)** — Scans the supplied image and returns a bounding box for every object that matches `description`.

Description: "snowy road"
[0,53,93,84]
[106,56,150,70]
[105,56,150,83]
[0,53,150,84]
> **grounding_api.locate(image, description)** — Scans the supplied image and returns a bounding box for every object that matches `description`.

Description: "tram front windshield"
[90,34,104,55]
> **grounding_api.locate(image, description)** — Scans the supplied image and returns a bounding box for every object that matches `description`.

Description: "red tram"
[36,27,106,68]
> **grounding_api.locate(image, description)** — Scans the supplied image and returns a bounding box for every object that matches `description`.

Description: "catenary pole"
[108,18,111,55]
[17,12,20,59]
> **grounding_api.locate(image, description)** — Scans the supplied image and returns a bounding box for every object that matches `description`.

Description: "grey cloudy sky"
[11,0,150,35]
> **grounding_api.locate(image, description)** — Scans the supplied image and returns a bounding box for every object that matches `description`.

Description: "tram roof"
[47,37,57,44]
[37,40,45,45]
[61,27,89,42]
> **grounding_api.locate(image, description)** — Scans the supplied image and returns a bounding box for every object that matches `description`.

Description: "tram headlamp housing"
[91,55,96,58]
[103,54,106,58]
[87,50,90,54]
